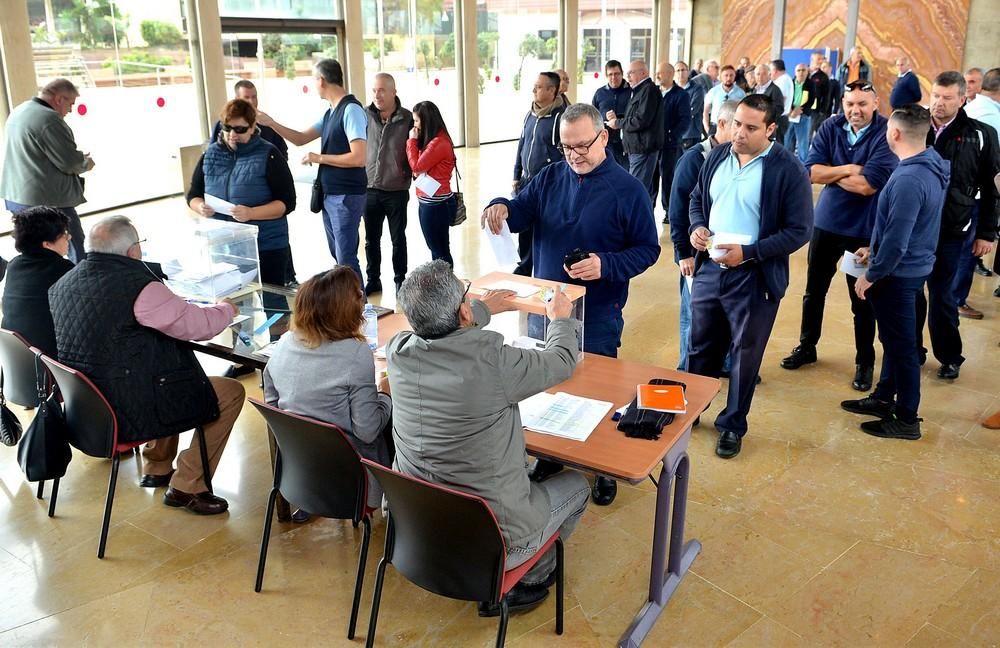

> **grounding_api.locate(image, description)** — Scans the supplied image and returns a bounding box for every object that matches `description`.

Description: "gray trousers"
[505,470,590,585]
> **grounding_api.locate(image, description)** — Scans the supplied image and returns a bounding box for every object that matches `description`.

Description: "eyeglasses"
[130,238,146,249]
[461,279,472,302]
[221,123,252,134]
[558,130,604,157]
[845,82,876,93]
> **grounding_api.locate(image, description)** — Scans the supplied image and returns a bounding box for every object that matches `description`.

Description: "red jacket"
[406,132,455,198]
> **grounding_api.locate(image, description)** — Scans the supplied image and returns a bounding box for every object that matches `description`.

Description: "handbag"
[0,369,23,447]
[310,172,323,213]
[450,160,466,227]
[17,357,71,482]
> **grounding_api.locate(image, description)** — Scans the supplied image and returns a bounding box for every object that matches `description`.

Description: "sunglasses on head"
[222,123,252,134]
[845,82,875,93]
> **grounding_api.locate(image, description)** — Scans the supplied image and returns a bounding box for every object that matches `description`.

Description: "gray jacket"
[0,98,88,208]
[387,300,580,549]
[366,98,413,192]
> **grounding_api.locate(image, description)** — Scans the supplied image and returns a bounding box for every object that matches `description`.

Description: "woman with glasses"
[407,101,457,266]
[263,266,393,521]
[1,206,74,357]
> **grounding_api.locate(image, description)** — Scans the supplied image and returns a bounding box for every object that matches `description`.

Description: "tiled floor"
[1,141,998,647]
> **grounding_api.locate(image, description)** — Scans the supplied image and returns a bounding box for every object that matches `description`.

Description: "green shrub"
[140,20,183,47]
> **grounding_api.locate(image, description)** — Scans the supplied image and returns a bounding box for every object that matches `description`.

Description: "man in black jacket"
[917,71,1000,380]
[610,59,663,206]
[808,52,831,136]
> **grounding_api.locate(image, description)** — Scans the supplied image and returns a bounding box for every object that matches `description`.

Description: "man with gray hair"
[258,59,367,280]
[387,260,589,616]
[609,60,664,203]
[1,78,95,263]
[48,216,245,515]
[483,102,660,505]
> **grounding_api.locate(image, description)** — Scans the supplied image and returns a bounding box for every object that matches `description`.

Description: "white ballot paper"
[205,193,235,216]
[518,392,613,442]
[839,250,867,278]
[414,173,441,196]
[481,280,540,298]
[483,221,519,266]
[708,232,753,260]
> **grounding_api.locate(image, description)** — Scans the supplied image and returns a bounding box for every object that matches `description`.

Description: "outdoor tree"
[477,32,499,94]
[59,0,129,48]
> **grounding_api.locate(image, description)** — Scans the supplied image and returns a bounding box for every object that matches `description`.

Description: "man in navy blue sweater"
[482,102,660,503]
[780,83,897,392]
[688,95,813,458]
[657,61,692,220]
[592,60,631,168]
[842,105,950,440]
[890,56,922,109]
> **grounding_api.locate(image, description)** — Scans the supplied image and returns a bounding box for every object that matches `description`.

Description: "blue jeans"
[628,152,659,206]
[870,275,926,422]
[417,196,455,266]
[322,193,365,280]
[783,115,812,163]
[5,200,85,263]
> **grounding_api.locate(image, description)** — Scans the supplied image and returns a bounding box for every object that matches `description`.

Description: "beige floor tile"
[927,568,1000,646]
[769,541,972,644]
[903,623,966,648]
[508,604,600,647]
[725,616,803,647]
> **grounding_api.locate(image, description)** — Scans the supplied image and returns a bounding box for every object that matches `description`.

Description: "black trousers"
[363,189,409,287]
[870,275,926,422]
[659,143,683,212]
[798,227,877,366]
[915,236,966,366]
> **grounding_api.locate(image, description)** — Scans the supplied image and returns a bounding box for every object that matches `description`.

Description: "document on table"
[518,392,613,442]
[483,221,519,266]
[204,193,235,216]
[480,280,540,298]
[708,232,753,260]
[414,173,441,196]
[839,250,867,278]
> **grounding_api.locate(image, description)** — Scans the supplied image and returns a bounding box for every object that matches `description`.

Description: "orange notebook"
[636,383,687,414]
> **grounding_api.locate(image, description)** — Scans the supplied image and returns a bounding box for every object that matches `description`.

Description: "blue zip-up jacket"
[689,142,813,300]
[592,82,631,149]
[805,113,897,239]
[488,158,660,319]
[661,83,691,147]
[867,148,950,282]
[890,71,921,109]
[668,139,712,261]
[680,82,706,141]
[513,101,564,182]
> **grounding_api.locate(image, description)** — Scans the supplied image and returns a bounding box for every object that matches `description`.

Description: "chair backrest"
[361,459,507,604]
[39,354,117,458]
[0,328,45,407]
[248,398,367,522]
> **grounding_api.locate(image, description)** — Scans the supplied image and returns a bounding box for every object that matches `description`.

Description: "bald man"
[656,62,692,215]
[891,56,921,108]
[609,60,663,205]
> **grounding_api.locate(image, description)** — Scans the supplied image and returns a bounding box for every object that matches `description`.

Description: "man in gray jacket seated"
[387,260,590,617]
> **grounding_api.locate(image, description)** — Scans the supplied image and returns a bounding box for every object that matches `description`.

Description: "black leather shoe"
[852,365,874,392]
[478,583,549,617]
[291,508,312,523]
[223,364,257,379]
[860,417,922,440]
[995,285,1000,298]
[139,470,174,488]
[840,395,893,419]
[974,259,993,277]
[591,476,617,505]
[528,459,564,482]
[780,345,816,370]
[937,363,960,380]
[364,281,382,296]
[163,488,229,515]
[716,430,742,458]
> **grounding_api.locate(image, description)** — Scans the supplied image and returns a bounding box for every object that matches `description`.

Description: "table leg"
[618,428,701,647]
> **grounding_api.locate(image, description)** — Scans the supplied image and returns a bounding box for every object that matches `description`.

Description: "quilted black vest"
[48,253,220,444]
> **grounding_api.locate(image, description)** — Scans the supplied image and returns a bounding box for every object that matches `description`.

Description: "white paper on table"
[483,221,519,266]
[481,280,540,298]
[839,250,867,278]
[708,232,753,260]
[518,392,613,442]
[414,173,441,196]
[788,114,801,124]
[205,193,235,216]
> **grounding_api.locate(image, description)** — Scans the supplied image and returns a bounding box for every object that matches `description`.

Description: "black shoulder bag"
[0,369,23,447]
[17,357,72,481]
[451,159,467,227]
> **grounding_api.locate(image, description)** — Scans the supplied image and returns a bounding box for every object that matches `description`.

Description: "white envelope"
[839,250,867,278]
[414,173,441,196]
[708,232,753,260]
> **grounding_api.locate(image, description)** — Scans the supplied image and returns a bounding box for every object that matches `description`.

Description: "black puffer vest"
[48,253,220,443]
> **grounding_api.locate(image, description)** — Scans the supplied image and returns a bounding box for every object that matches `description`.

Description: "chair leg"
[495,598,510,648]
[36,480,44,499]
[348,516,371,640]
[47,478,60,518]
[254,486,279,593]
[196,427,213,494]
[555,538,564,635]
[98,454,121,559]
[365,556,390,648]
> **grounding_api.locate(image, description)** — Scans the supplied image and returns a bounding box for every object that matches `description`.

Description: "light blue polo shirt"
[842,120,871,146]
[708,142,774,243]
[313,102,368,140]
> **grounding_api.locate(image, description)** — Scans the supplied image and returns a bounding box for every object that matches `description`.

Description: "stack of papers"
[518,392,612,442]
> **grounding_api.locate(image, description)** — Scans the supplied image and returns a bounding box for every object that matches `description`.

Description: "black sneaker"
[364,281,383,297]
[780,345,817,369]
[860,417,922,440]
[840,396,893,419]
[478,583,549,617]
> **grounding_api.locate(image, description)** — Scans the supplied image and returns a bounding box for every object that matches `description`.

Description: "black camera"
[563,248,591,269]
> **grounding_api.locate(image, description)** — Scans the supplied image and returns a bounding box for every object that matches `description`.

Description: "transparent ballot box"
[469,272,585,360]
[149,217,262,302]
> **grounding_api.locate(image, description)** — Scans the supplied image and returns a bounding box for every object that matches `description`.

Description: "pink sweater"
[133,282,233,341]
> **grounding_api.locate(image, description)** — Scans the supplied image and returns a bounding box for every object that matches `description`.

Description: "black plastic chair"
[248,398,374,640]
[39,353,213,559]
[362,459,564,648]
[0,328,44,407]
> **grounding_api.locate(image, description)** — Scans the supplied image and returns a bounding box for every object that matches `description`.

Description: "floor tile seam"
[123,520,187,552]
[902,621,964,646]
[0,544,28,568]
[724,614,805,645]
[687,571,768,618]
[507,603,587,642]
[902,457,1000,484]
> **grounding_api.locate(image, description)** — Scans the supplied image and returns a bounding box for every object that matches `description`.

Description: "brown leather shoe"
[958,304,984,320]
[984,410,1000,430]
[163,488,229,515]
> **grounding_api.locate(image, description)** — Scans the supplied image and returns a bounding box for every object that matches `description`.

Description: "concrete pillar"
[653,0,671,68]
[561,0,579,104]
[456,0,479,147]
[343,0,366,100]
[0,0,39,112]
[188,0,227,139]
[844,0,860,58]
[770,0,786,61]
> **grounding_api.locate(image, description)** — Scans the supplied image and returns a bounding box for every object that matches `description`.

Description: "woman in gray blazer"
[263,266,392,520]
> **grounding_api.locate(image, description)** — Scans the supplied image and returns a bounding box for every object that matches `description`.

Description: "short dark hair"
[720,65,736,73]
[314,58,344,86]
[11,206,70,254]
[934,70,966,95]
[605,59,623,73]
[539,71,560,90]
[291,266,365,346]
[981,67,1000,93]
[233,79,256,93]
[738,94,777,126]
[411,101,451,151]
[890,104,932,139]
[220,98,256,125]
[771,59,786,72]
